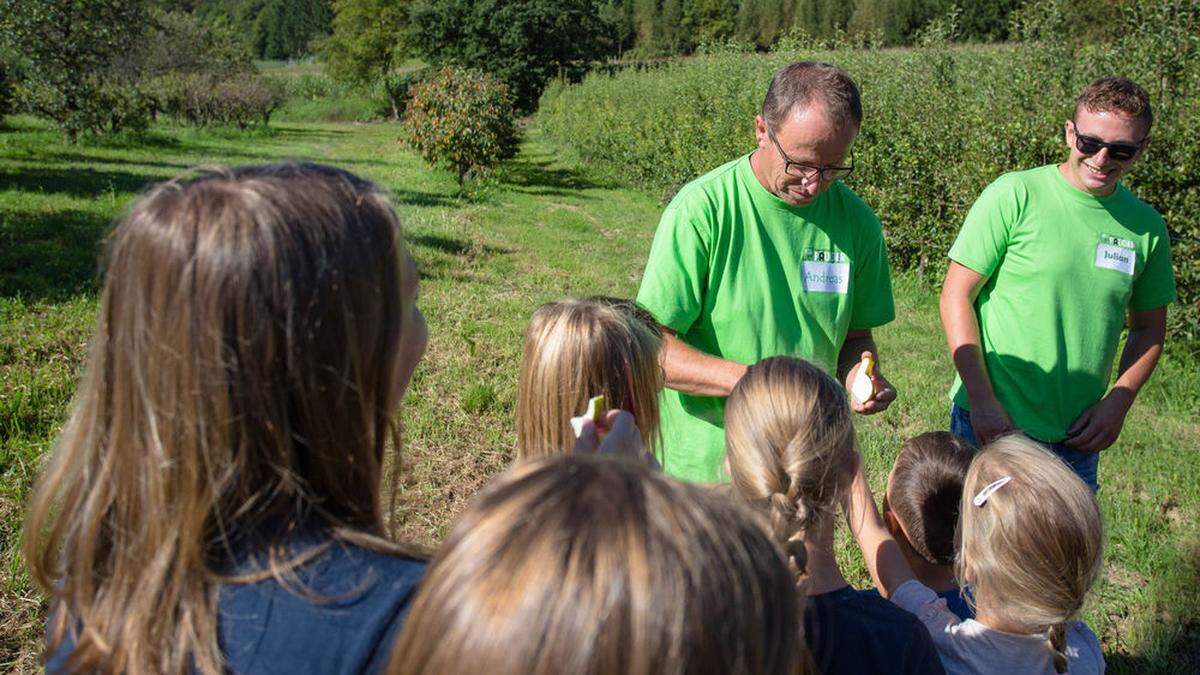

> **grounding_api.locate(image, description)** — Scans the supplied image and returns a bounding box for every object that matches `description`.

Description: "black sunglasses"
[768,128,854,182]
[1071,125,1145,161]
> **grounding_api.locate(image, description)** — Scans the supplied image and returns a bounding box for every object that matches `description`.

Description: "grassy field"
[1,115,1198,673]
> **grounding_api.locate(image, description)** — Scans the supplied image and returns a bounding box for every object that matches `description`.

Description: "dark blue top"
[858,586,976,621]
[46,536,426,674]
[804,585,947,675]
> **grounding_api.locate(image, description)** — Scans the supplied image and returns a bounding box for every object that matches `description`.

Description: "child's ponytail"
[1047,621,1070,673]
[726,356,857,585]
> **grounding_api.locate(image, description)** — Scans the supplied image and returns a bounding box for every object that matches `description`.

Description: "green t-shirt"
[637,154,896,482]
[948,165,1177,442]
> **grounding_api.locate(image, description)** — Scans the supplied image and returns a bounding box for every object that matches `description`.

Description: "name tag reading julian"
[802,261,850,293]
[1094,242,1135,276]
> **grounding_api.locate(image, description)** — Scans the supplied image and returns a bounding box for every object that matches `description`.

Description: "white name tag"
[802,261,850,293]
[1094,243,1135,275]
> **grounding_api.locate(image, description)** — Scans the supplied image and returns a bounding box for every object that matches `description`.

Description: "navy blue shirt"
[859,586,976,621]
[47,536,426,674]
[805,585,946,675]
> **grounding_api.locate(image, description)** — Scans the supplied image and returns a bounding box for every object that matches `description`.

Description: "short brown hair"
[389,454,810,675]
[885,431,975,566]
[1074,77,1153,131]
[762,61,863,130]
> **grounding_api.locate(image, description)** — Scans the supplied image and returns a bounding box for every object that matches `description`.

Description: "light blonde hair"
[958,435,1104,673]
[516,296,663,460]
[24,163,420,674]
[725,356,857,568]
[389,454,809,675]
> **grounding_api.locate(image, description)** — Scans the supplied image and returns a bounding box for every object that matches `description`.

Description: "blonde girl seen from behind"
[24,164,429,674]
[724,356,945,675]
[849,435,1105,674]
[516,297,663,463]
[389,453,809,675]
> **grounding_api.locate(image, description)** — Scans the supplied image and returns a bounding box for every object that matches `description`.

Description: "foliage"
[194,0,332,60]
[607,0,1025,54]
[156,71,285,128]
[324,0,411,118]
[0,0,152,141]
[403,66,518,184]
[119,8,252,79]
[408,0,613,113]
[537,0,1200,343]
[0,52,12,121]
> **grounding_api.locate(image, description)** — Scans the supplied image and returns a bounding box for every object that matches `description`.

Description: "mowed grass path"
[2,116,1197,673]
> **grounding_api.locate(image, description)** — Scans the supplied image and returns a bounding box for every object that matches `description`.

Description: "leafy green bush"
[408,0,613,112]
[157,72,286,128]
[0,55,12,121]
[537,0,1200,344]
[0,0,151,141]
[403,66,518,184]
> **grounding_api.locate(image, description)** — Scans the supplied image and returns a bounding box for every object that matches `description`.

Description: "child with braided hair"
[724,356,945,675]
[848,435,1105,674]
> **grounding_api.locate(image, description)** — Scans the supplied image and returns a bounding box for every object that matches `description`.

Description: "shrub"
[0,55,12,121]
[403,66,518,185]
[158,72,286,128]
[0,0,152,142]
[536,0,1200,345]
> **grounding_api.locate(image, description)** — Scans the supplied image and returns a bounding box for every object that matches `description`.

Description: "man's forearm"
[940,288,999,407]
[1112,323,1166,399]
[661,331,747,397]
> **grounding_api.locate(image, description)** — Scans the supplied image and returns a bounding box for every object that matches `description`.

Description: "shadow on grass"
[0,208,111,301]
[0,166,165,199]
[410,233,511,281]
[390,189,464,208]
[1105,543,1200,675]
[499,156,614,197]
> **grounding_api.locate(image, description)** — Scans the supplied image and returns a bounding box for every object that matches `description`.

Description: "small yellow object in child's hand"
[570,395,607,437]
[851,355,875,404]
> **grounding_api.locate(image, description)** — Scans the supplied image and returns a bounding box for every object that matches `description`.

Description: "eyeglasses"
[1071,124,1145,161]
[768,128,854,182]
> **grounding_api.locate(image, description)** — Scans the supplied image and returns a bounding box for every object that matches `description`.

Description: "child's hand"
[573,410,647,460]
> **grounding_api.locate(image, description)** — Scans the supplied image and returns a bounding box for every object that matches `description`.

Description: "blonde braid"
[1047,622,1069,673]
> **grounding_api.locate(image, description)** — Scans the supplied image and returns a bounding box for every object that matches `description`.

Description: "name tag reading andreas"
[1094,242,1135,275]
[801,260,850,293]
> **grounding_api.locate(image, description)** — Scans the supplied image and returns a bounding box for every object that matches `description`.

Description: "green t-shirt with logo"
[637,154,896,482]
[948,165,1176,442]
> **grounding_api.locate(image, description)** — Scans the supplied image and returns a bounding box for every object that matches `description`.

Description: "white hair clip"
[972,476,1012,506]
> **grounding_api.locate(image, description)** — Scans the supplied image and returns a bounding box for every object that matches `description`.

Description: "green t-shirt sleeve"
[850,214,896,330]
[1131,222,1177,311]
[949,175,1022,277]
[636,197,712,334]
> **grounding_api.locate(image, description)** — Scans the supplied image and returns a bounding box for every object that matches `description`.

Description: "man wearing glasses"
[941,77,1176,491]
[637,62,898,483]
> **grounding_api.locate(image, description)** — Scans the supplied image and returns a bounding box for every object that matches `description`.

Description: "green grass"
[1,115,1198,673]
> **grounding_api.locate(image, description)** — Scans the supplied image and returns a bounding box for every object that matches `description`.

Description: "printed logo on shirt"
[1095,233,1136,276]
[803,248,848,264]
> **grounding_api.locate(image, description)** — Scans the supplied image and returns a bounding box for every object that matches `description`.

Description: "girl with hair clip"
[389,453,813,675]
[847,435,1105,674]
[24,164,429,674]
[516,296,663,464]
[724,356,945,675]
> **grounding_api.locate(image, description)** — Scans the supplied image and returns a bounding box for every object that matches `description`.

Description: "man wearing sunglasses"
[941,77,1176,491]
[637,62,898,483]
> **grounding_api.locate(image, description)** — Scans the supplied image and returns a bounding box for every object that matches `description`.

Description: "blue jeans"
[950,403,1099,493]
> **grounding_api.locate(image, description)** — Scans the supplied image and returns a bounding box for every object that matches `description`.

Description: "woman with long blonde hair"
[724,356,944,675]
[25,163,429,674]
[848,435,1105,674]
[516,296,663,462]
[389,453,809,675]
